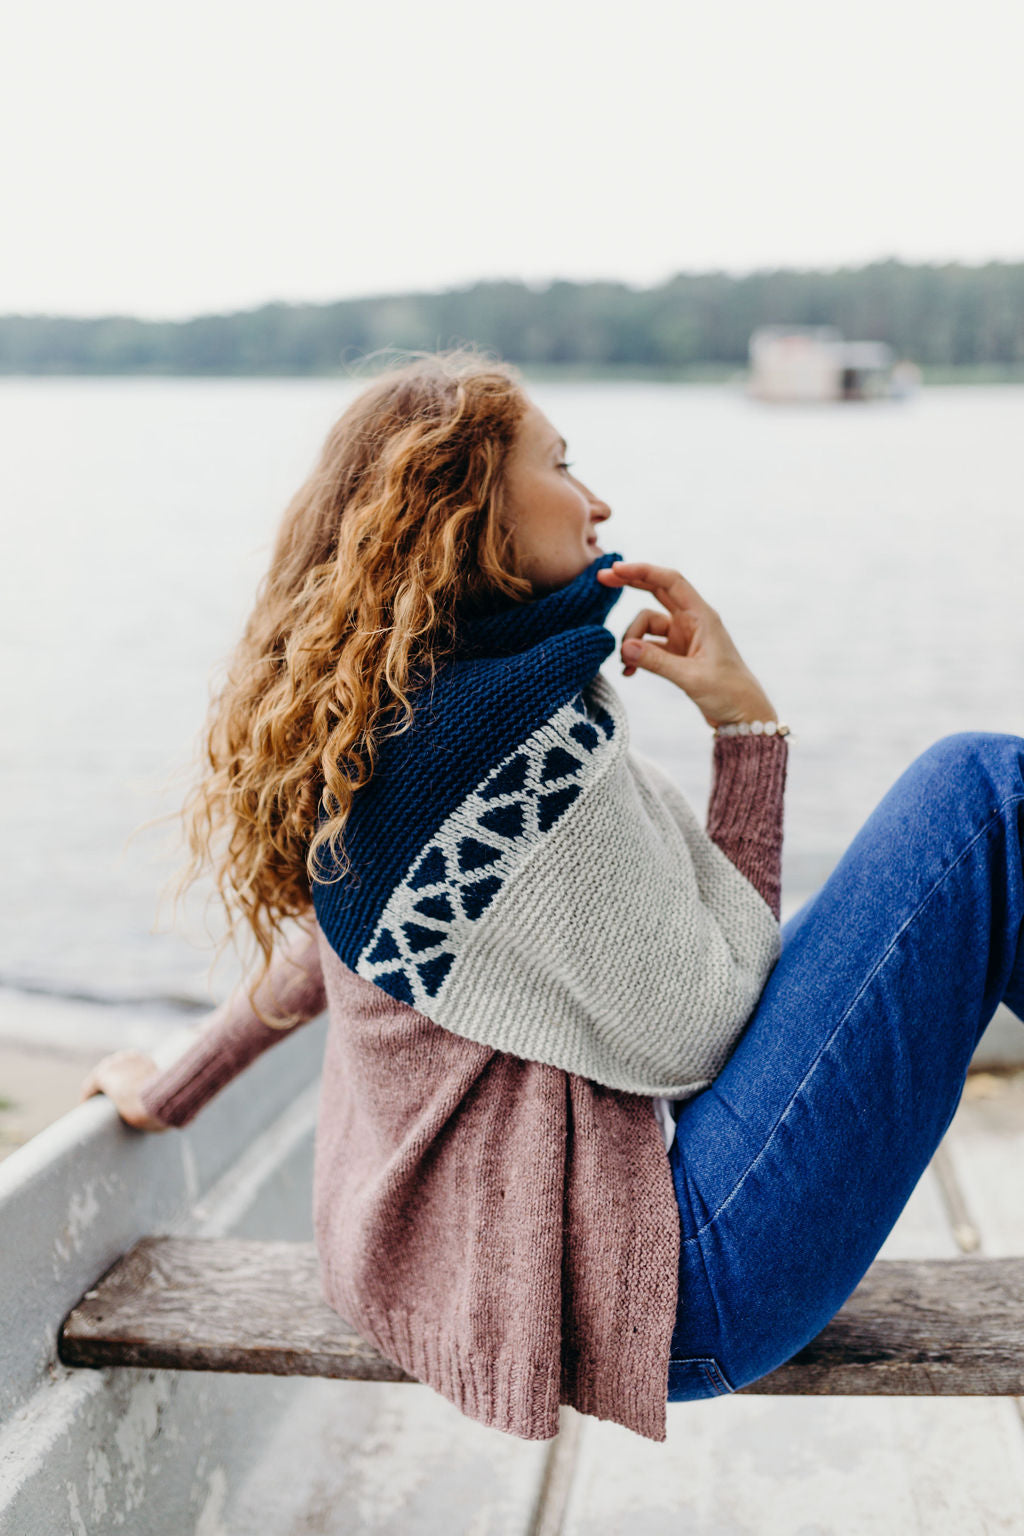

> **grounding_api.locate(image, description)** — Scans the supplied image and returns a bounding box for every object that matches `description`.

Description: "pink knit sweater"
[139,732,787,1441]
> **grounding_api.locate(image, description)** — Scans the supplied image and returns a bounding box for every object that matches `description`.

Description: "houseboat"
[748,324,919,402]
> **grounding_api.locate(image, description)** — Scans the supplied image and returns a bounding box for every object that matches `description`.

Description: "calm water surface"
[2,378,1022,1020]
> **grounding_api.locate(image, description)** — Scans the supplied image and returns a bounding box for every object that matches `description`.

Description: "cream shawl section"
[357,670,781,1098]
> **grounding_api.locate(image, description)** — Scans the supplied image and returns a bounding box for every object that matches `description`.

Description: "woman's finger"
[621,608,669,646]
[622,603,699,670]
[597,560,712,619]
[621,611,675,677]
[78,1051,154,1103]
[77,1054,169,1132]
[79,1063,116,1103]
[620,634,688,686]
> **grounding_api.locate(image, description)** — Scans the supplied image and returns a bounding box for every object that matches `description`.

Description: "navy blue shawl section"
[311,550,625,967]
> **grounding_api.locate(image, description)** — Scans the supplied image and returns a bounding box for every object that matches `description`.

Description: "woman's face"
[502,398,612,595]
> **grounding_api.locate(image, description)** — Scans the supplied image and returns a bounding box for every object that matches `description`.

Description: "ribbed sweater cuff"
[706,733,788,921]
[137,1010,304,1129]
[568,1359,668,1443]
[138,929,326,1129]
[325,1292,672,1443]
[355,1302,564,1441]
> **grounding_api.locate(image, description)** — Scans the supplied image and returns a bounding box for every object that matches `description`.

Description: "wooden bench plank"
[738,1255,1024,1395]
[59,1236,414,1383]
[59,1236,1024,1396]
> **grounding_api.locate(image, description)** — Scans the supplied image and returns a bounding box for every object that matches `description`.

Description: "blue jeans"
[667,732,1024,1400]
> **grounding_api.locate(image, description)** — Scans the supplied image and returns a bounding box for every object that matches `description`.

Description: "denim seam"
[681,790,1024,1245]
[699,1358,734,1395]
[668,1355,734,1395]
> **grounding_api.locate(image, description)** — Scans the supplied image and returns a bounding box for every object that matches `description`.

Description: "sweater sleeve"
[705,734,788,921]
[137,925,327,1129]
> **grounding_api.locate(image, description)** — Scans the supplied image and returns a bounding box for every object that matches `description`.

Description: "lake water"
[2,378,1022,1030]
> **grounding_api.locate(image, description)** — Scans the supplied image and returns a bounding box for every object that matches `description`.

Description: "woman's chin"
[528,548,605,596]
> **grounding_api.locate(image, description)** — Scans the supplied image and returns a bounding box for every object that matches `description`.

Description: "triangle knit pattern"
[357,686,617,1015]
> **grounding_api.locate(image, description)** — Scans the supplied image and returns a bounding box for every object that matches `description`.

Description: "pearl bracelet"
[712,720,791,739]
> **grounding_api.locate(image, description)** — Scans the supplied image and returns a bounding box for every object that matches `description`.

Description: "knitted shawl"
[312,550,780,1097]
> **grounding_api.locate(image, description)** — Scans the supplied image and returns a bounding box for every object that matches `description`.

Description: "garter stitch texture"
[139,548,788,1443]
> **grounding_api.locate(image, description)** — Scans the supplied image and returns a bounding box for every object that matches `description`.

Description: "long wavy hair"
[172,348,532,1024]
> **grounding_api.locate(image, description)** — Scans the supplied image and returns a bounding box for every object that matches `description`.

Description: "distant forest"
[2,261,1022,375]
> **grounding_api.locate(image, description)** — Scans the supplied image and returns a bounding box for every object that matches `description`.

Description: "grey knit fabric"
[356,672,780,1098]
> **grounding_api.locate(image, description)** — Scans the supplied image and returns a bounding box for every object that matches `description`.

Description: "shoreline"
[1,366,1023,386]
[0,987,199,1163]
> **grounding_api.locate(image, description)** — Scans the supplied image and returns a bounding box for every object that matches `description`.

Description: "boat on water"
[747,324,921,403]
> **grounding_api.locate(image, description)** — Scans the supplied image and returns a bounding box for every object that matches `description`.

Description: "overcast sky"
[2,0,1021,319]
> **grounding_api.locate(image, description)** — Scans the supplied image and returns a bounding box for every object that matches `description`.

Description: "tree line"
[1,260,1021,375]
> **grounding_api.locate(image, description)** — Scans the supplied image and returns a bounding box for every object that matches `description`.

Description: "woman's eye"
[556,461,574,472]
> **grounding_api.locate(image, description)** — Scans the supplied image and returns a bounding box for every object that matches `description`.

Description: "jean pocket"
[667,1355,735,1402]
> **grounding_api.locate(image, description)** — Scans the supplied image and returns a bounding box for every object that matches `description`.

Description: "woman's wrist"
[706,695,778,730]
[713,719,790,738]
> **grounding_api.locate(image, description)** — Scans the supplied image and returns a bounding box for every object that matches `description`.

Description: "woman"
[80,349,1024,1443]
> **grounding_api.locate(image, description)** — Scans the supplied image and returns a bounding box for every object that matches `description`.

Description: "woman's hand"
[78,1050,172,1132]
[596,559,776,729]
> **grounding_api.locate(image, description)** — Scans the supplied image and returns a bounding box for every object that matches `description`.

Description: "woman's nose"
[585,486,612,519]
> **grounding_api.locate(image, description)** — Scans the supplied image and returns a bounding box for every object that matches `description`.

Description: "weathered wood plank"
[59,1235,415,1382]
[60,1235,1024,1396]
[738,1255,1024,1395]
